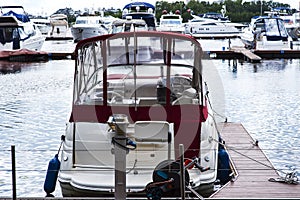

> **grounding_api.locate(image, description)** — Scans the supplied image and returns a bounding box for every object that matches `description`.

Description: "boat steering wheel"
[95,91,123,103]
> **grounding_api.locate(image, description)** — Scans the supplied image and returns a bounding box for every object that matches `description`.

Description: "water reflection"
[224,58,290,74]
[0,61,23,74]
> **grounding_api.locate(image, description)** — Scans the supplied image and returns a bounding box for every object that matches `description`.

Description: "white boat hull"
[157,26,185,34]
[71,26,108,42]
[0,35,45,51]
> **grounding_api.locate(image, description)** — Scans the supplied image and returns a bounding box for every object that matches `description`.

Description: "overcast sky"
[1,0,299,16]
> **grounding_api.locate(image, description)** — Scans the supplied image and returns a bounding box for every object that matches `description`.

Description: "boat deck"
[210,122,300,199]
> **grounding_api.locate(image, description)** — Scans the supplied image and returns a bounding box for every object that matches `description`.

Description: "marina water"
[0,39,299,197]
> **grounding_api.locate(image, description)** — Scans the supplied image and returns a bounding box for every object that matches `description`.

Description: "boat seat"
[172,87,197,105]
[134,121,170,143]
[133,121,172,161]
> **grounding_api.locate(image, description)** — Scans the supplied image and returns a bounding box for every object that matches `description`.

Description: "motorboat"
[0,6,45,51]
[49,14,69,37]
[71,15,109,42]
[186,16,242,38]
[101,15,118,33]
[54,31,232,198]
[157,11,185,34]
[122,2,156,31]
[186,6,245,38]
[110,17,148,33]
[31,18,51,35]
[240,16,293,50]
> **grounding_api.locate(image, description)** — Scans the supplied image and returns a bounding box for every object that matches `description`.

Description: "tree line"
[155,0,294,23]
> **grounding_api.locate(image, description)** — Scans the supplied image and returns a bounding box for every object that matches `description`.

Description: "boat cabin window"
[74,64,196,106]
[0,27,25,43]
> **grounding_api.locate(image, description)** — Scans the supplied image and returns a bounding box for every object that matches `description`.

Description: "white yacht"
[157,11,185,34]
[0,6,45,51]
[110,17,148,33]
[240,16,293,50]
[187,16,242,38]
[71,15,109,42]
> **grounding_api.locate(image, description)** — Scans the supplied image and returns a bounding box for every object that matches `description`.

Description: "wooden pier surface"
[210,122,300,199]
[230,46,262,62]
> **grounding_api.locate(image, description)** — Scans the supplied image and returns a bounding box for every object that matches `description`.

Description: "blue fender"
[217,148,232,184]
[43,154,60,195]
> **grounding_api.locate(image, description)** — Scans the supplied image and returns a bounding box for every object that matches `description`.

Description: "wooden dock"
[205,47,300,61]
[210,122,300,199]
[230,46,261,62]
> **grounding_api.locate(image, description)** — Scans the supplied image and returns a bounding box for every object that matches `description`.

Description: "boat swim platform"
[209,122,300,199]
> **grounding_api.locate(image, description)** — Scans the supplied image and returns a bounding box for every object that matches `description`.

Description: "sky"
[1,0,299,16]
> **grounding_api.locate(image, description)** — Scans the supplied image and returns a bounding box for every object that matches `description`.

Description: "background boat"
[48,14,69,38]
[157,10,185,34]
[31,18,51,35]
[186,15,242,39]
[71,15,109,42]
[240,15,293,50]
[122,1,156,31]
[110,17,148,33]
[0,6,45,51]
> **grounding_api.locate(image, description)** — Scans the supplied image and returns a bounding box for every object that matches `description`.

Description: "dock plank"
[210,122,300,199]
[230,47,262,62]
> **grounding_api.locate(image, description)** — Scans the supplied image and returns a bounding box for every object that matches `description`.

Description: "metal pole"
[260,0,263,16]
[179,144,185,200]
[11,145,16,200]
[115,134,127,199]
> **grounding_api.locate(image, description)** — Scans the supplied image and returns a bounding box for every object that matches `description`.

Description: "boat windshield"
[160,20,182,25]
[73,32,203,107]
[257,18,288,38]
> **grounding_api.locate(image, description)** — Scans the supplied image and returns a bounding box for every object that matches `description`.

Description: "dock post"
[11,145,16,200]
[179,144,185,200]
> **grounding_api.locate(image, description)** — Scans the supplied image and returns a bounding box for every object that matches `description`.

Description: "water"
[0,59,74,197]
[0,39,299,197]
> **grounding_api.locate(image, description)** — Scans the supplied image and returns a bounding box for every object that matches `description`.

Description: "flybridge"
[0,16,21,26]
